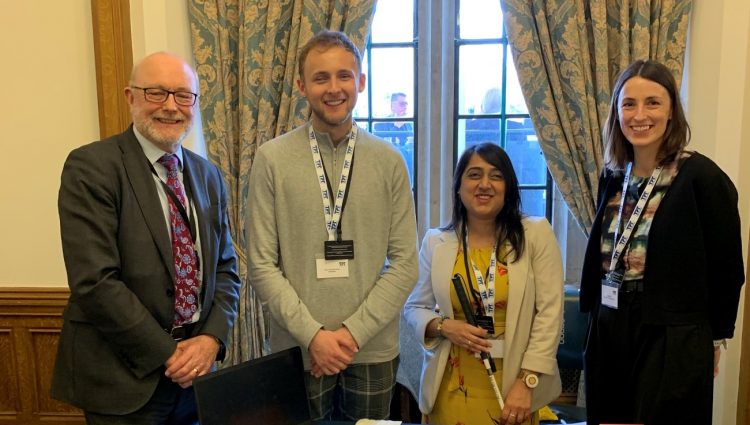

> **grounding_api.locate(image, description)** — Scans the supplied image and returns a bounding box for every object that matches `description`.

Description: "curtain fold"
[188,0,376,365]
[501,0,692,235]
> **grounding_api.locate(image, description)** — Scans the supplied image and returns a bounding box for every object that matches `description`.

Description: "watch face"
[524,374,539,388]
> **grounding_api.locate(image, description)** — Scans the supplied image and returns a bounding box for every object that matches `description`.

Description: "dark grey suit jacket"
[51,126,241,414]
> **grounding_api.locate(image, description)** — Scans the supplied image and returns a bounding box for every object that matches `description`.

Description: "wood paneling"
[0,328,20,418]
[0,288,84,424]
[91,0,133,139]
[738,236,750,425]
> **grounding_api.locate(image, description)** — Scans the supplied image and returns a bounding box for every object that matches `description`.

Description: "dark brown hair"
[603,60,691,170]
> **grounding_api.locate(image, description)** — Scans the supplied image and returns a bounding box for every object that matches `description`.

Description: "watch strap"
[436,316,447,338]
[518,369,539,389]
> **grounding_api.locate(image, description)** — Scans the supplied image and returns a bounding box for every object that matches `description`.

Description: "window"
[353,0,417,188]
[356,0,552,220]
[356,0,584,283]
[454,0,552,218]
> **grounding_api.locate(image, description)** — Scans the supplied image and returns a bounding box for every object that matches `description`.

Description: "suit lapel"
[118,130,174,284]
[432,232,459,318]
[505,239,529,349]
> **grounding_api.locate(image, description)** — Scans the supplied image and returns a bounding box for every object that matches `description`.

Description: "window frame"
[357,1,420,199]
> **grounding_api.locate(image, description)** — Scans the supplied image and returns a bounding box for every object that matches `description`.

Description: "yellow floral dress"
[425,247,539,425]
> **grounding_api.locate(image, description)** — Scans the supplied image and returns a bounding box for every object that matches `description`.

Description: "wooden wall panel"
[31,329,69,416]
[91,0,133,139]
[738,235,750,425]
[0,288,84,424]
[0,328,20,419]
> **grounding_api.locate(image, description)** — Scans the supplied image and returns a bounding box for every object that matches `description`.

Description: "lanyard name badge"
[602,162,662,309]
[464,232,497,335]
[310,123,357,278]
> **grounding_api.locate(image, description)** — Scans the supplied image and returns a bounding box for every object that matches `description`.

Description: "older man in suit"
[51,52,241,424]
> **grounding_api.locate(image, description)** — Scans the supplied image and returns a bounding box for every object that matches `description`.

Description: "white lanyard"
[308,123,357,241]
[466,235,498,316]
[609,162,662,273]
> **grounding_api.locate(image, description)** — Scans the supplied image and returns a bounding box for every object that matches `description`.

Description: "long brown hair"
[442,143,525,262]
[603,60,691,170]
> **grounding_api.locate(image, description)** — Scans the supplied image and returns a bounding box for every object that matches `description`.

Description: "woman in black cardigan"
[580,60,745,425]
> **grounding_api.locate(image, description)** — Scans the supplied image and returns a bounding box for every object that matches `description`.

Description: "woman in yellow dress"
[404,143,564,424]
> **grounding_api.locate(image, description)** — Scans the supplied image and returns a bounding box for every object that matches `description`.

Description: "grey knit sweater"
[247,123,418,367]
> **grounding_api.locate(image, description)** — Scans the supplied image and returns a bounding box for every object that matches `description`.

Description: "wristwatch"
[436,316,447,338]
[203,334,226,360]
[518,369,539,389]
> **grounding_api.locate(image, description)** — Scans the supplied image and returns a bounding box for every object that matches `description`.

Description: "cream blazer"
[403,217,563,414]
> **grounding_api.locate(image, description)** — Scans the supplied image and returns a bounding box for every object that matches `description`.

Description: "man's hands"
[165,334,220,388]
[309,327,359,378]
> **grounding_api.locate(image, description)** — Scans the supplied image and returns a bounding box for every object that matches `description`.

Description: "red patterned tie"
[158,154,199,326]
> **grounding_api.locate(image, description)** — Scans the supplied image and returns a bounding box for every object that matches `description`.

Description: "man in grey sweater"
[247,30,418,421]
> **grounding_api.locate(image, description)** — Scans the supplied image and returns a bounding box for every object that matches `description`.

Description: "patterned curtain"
[187,0,376,365]
[501,0,692,235]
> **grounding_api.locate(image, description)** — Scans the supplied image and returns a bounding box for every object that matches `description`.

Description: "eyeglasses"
[130,86,198,106]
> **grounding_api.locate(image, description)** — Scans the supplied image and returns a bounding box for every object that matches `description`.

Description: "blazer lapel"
[432,232,459,318]
[118,130,174,284]
[431,229,531,361]
[505,239,529,349]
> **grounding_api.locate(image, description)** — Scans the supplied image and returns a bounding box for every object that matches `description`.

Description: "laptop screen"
[194,346,312,425]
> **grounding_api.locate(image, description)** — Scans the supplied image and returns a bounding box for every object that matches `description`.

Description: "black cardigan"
[580,152,745,339]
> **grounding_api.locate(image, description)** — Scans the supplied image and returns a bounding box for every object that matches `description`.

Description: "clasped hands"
[308,327,359,378]
[164,334,219,388]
